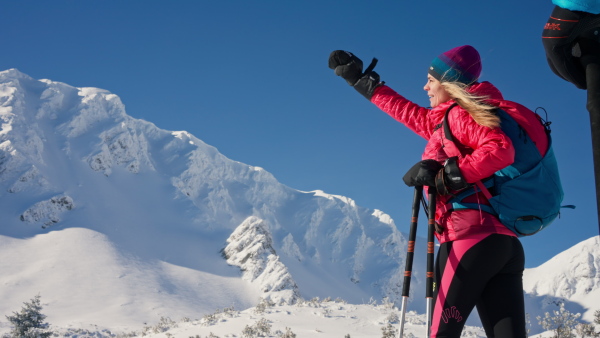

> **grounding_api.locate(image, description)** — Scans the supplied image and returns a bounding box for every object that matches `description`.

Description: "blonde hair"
[441,81,500,129]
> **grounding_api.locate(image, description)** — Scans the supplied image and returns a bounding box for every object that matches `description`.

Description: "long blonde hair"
[441,81,500,129]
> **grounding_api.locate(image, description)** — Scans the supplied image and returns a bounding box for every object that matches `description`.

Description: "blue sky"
[1,1,596,268]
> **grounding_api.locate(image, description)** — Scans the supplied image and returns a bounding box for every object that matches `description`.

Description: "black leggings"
[430,234,526,338]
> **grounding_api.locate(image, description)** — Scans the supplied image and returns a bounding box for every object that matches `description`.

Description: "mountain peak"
[0,68,32,81]
[0,69,411,331]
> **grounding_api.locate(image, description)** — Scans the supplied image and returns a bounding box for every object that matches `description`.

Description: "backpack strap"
[442,103,495,207]
[442,103,459,143]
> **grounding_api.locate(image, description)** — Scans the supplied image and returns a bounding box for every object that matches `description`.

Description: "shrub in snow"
[221,305,238,318]
[200,312,219,327]
[385,312,399,324]
[576,322,600,337]
[574,309,600,338]
[201,306,239,326]
[141,316,177,335]
[254,317,271,336]
[5,294,52,338]
[242,318,271,338]
[380,297,394,310]
[254,297,275,314]
[276,327,296,338]
[380,322,397,338]
[537,301,580,338]
[307,297,321,308]
[190,334,219,338]
[405,310,425,325]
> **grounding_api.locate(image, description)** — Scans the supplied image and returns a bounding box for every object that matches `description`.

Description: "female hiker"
[328,45,544,338]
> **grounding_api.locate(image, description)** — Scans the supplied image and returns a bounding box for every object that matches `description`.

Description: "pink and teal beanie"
[428,45,482,85]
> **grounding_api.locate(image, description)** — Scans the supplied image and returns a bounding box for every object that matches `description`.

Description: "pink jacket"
[371,81,519,243]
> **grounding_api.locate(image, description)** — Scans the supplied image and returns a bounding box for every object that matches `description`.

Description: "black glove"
[434,157,470,195]
[542,6,600,89]
[329,50,383,100]
[354,71,382,100]
[329,50,364,86]
[403,159,443,187]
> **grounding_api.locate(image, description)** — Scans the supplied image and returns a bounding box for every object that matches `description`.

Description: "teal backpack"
[443,103,572,236]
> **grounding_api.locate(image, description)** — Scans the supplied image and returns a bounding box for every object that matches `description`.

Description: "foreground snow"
[0,299,486,337]
[137,299,489,338]
[0,298,575,338]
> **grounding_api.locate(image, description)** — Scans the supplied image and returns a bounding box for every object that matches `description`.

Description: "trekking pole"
[425,187,436,338]
[397,186,423,338]
[579,36,600,234]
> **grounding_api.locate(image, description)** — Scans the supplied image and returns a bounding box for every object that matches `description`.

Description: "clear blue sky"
[1,1,596,268]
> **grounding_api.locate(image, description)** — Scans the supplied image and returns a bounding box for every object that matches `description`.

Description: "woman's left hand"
[402,159,443,187]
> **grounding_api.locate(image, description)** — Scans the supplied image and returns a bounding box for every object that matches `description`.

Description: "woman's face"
[424,74,451,107]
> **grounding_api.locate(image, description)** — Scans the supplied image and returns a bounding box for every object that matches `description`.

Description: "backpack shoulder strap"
[442,103,459,143]
[442,102,495,203]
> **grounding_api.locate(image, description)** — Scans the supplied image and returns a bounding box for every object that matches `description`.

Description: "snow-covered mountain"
[1,68,599,336]
[0,68,429,332]
[524,236,600,330]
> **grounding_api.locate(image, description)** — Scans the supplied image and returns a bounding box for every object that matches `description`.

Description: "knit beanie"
[428,45,481,85]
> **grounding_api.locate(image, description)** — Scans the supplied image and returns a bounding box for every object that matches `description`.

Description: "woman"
[329,46,536,337]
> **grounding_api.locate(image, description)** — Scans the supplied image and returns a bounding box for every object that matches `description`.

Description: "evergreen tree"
[5,294,52,338]
[380,322,397,338]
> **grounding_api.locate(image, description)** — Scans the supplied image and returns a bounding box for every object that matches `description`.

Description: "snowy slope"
[135,299,488,338]
[0,69,428,333]
[524,236,600,329]
[0,228,260,332]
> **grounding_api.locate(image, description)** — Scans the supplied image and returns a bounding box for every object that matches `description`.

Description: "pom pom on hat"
[428,45,482,85]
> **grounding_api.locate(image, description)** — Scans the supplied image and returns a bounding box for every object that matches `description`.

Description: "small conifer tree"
[381,322,397,338]
[5,294,52,338]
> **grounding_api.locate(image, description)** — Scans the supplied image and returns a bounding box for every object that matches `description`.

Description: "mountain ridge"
[0,68,417,331]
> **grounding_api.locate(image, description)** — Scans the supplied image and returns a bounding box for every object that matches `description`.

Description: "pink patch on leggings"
[429,233,490,337]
